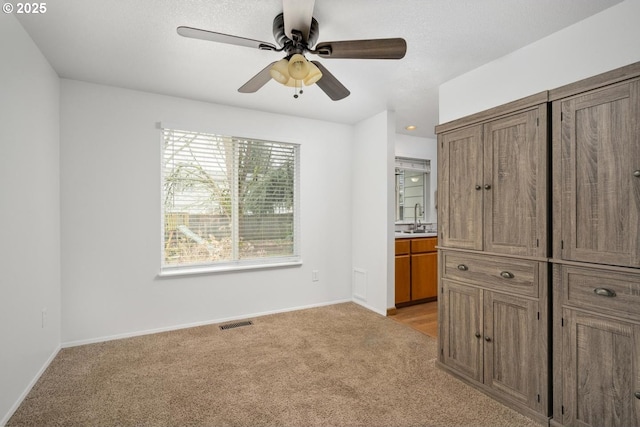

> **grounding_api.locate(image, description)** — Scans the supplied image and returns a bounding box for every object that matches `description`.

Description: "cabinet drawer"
[395,240,410,255]
[441,251,538,297]
[411,237,437,254]
[561,264,640,318]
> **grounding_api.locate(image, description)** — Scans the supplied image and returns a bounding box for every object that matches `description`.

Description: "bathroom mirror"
[395,157,430,223]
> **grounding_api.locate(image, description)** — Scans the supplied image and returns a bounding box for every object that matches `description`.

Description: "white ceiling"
[17,0,621,138]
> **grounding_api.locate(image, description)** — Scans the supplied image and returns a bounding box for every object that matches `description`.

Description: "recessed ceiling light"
[405,125,417,131]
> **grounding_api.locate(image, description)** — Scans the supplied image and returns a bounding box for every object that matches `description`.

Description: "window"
[161,126,300,274]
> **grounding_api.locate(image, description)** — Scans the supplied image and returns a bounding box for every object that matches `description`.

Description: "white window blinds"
[161,127,300,272]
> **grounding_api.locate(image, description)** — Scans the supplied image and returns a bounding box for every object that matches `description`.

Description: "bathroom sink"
[397,230,437,236]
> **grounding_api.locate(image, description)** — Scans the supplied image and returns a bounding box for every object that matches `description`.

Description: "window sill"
[157,259,303,278]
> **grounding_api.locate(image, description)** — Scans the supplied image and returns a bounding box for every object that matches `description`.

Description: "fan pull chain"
[293,80,304,98]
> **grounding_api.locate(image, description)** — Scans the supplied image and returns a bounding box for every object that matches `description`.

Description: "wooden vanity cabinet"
[411,237,438,300]
[395,237,437,306]
[395,240,411,304]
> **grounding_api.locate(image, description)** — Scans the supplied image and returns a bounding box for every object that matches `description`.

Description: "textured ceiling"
[17,0,622,138]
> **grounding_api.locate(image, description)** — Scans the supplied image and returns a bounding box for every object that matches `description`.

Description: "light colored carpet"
[8,302,544,427]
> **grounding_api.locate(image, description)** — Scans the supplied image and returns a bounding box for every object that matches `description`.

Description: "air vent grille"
[219,320,253,330]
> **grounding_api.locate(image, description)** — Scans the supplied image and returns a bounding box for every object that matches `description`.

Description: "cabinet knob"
[633,170,640,178]
[484,184,491,190]
[475,185,482,190]
[485,336,492,342]
[594,288,616,297]
[500,271,514,279]
[457,264,468,271]
[635,391,640,399]
[475,332,481,338]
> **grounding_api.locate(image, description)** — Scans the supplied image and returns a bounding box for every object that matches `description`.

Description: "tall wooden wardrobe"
[435,93,551,423]
[550,63,640,427]
[436,61,640,427]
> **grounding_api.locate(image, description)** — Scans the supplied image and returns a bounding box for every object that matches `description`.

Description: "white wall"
[0,13,61,425]
[60,79,354,345]
[439,0,640,122]
[351,111,395,313]
[395,134,438,224]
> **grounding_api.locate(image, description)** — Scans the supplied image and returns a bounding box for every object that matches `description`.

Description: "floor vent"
[219,320,253,330]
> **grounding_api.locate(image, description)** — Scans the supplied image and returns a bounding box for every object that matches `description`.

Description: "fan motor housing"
[272,13,319,51]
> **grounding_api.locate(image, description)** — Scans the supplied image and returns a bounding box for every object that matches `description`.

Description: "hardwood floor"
[390,301,438,338]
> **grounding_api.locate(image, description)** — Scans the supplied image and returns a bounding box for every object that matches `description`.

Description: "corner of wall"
[0,11,62,424]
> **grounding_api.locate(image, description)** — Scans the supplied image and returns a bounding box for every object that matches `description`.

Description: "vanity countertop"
[394,231,438,239]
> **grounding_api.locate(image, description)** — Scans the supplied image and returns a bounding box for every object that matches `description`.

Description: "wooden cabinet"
[553,75,640,269]
[439,125,483,250]
[483,290,540,407]
[395,240,411,304]
[411,252,437,300]
[553,264,640,427]
[440,280,482,381]
[394,237,437,306]
[411,237,438,301]
[550,62,640,427]
[436,60,640,427]
[440,255,548,418]
[441,251,539,297]
[439,100,548,258]
[436,92,550,422]
[562,311,640,427]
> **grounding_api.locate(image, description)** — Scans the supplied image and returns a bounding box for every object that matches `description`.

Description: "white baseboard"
[61,299,353,348]
[1,298,382,425]
[1,345,61,427]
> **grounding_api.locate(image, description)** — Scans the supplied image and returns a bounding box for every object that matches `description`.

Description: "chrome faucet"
[414,203,422,230]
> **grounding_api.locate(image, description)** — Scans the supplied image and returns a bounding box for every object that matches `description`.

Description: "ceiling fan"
[177,0,407,100]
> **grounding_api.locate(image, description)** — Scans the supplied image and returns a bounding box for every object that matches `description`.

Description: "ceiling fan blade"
[177,26,277,51]
[315,38,407,59]
[282,0,315,42]
[238,62,277,93]
[311,61,350,101]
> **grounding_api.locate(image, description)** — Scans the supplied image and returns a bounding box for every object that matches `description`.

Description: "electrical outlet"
[312,270,319,282]
[41,308,47,328]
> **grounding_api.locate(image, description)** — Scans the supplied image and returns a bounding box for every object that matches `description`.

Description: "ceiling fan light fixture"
[284,77,303,87]
[269,58,290,84]
[288,53,310,80]
[179,5,407,101]
[303,61,323,86]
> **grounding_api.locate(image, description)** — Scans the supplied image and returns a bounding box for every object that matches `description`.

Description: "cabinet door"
[483,291,540,409]
[411,252,438,300]
[483,109,546,256]
[562,309,640,427]
[441,279,482,382]
[395,255,411,304]
[439,125,484,250]
[559,79,640,267]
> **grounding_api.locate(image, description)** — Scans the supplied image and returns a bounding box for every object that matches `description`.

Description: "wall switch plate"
[312,270,319,282]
